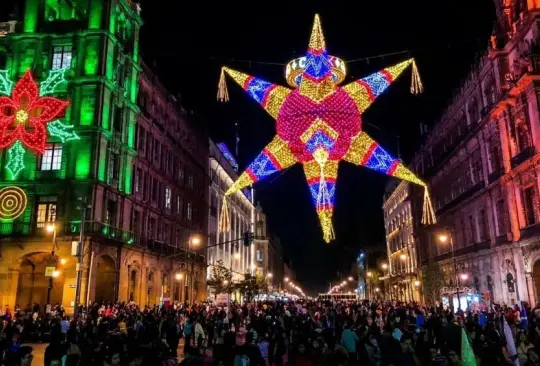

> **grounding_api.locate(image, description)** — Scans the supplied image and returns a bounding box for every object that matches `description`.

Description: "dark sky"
[2,0,497,295]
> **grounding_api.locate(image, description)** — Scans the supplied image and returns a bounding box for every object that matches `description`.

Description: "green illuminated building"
[0,0,144,311]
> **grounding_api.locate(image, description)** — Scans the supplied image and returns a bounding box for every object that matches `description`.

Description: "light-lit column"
[506,180,522,241]
[498,111,512,173]
[525,89,540,150]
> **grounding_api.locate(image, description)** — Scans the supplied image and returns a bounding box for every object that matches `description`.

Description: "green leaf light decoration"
[39,67,69,96]
[47,120,80,143]
[0,70,13,96]
[6,141,25,179]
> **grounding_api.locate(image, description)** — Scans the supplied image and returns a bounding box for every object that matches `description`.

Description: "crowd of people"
[0,299,538,366]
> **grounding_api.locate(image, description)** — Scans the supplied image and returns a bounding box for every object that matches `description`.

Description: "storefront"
[440,286,481,311]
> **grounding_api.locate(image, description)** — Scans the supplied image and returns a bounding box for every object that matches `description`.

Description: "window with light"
[40,143,62,171]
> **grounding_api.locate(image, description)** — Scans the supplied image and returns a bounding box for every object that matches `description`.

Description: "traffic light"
[243,231,254,247]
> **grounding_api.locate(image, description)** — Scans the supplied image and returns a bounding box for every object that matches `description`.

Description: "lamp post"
[46,223,58,307]
[439,233,460,311]
[186,234,201,305]
[74,197,88,316]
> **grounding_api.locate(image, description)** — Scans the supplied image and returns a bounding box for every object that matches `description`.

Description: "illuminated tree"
[422,261,445,304]
[207,260,234,295]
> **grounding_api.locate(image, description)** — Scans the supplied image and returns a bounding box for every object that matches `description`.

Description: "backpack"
[233,354,250,366]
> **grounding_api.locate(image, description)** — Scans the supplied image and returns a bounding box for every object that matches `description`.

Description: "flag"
[501,315,520,366]
[461,327,477,366]
[517,302,528,329]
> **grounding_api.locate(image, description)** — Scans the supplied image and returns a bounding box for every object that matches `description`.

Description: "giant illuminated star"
[219,15,435,242]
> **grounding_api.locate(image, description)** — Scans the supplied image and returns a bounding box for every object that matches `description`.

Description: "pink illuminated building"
[388,0,540,307]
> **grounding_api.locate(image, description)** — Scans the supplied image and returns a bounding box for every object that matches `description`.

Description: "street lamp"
[267,273,273,278]
[400,253,407,261]
[186,233,202,304]
[414,280,421,287]
[60,258,67,265]
[175,273,183,280]
[367,271,372,277]
[438,232,461,311]
[460,273,468,281]
[190,235,202,246]
[381,263,388,270]
[46,223,57,307]
[348,276,353,281]
[284,277,289,282]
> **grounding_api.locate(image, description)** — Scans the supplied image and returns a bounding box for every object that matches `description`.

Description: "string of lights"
[207,35,490,68]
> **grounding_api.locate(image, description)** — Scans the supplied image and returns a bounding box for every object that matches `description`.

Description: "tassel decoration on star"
[218,198,231,233]
[213,15,431,243]
[410,60,424,95]
[421,187,437,225]
[217,67,229,102]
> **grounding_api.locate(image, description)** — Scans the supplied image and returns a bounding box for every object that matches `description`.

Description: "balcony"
[436,181,485,216]
[488,169,503,184]
[520,222,540,240]
[511,146,535,169]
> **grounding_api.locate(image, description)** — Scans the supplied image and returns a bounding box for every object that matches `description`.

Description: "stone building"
[383,181,423,302]
[0,0,208,313]
[207,140,254,298]
[402,0,540,307]
[130,62,208,305]
[253,204,284,291]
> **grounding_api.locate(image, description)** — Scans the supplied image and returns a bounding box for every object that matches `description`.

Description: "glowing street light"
[190,234,202,246]
[438,234,448,243]
[414,280,421,287]
[367,272,373,277]
[52,270,61,278]
[46,223,56,233]
[400,254,407,261]
[175,273,183,280]
[348,276,353,281]
[460,273,468,281]
[381,263,388,270]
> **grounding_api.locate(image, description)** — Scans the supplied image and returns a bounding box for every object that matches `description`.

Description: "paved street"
[23,341,190,364]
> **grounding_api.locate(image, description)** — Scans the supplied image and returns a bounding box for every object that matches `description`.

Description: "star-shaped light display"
[218,15,435,242]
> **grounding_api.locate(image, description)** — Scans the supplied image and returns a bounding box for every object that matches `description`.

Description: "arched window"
[484,79,496,105]
[487,275,493,296]
[469,98,479,124]
[506,273,515,293]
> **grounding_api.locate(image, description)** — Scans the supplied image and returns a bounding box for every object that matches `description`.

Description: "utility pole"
[74,197,88,316]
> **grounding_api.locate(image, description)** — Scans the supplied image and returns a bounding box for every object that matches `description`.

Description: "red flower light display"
[0,70,69,154]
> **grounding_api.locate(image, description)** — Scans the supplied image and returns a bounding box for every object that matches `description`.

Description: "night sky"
[2,0,497,295]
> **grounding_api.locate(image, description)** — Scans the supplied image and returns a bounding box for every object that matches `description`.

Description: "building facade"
[131,63,208,305]
[207,140,254,296]
[402,0,540,307]
[253,204,284,291]
[383,181,423,302]
[0,0,208,313]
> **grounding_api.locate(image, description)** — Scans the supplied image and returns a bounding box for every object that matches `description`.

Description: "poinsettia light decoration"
[0,68,79,178]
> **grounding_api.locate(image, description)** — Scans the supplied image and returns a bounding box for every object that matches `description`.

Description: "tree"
[237,272,269,301]
[422,261,445,304]
[207,260,234,295]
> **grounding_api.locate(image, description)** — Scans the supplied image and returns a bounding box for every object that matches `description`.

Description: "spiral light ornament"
[0,186,27,220]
